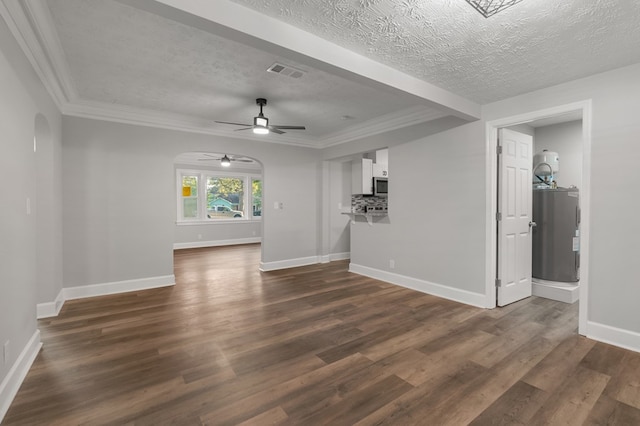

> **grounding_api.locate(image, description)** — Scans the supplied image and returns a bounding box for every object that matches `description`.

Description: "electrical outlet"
[389,259,395,269]
[3,341,9,365]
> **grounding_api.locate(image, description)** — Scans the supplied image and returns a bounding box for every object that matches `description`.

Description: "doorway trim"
[484,100,592,336]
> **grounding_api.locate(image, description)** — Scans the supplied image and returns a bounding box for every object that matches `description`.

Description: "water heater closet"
[531,150,580,284]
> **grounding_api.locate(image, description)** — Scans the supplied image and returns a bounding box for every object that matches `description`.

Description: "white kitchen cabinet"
[373,148,389,177]
[372,163,388,178]
[352,158,373,195]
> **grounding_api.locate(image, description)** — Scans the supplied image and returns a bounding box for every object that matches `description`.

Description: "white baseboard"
[349,263,487,308]
[36,289,65,319]
[64,275,175,301]
[330,252,350,262]
[260,256,320,272]
[587,321,640,353]
[0,330,42,423]
[173,237,261,250]
[532,280,579,304]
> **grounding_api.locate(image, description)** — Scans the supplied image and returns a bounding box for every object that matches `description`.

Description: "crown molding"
[22,0,77,100]
[63,99,320,148]
[316,106,448,148]
[0,0,75,107]
[63,100,445,149]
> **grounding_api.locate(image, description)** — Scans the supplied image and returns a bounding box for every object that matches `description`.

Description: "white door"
[497,128,533,306]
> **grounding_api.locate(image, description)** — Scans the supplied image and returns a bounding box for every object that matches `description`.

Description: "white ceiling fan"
[215,98,306,135]
[198,154,254,167]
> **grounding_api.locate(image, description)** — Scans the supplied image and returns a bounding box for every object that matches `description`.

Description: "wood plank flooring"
[4,244,640,425]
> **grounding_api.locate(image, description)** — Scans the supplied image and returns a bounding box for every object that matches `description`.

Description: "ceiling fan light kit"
[254,116,268,128]
[253,98,270,134]
[215,98,306,136]
[198,154,255,167]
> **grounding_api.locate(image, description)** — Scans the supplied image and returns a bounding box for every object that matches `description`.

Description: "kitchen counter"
[342,211,387,225]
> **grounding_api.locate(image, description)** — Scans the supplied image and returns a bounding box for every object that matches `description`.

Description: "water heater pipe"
[533,162,553,184]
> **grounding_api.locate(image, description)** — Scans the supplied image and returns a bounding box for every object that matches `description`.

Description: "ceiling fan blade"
[271,125,306,130]
[215,120,252,126]
[269,127,285,134]
[225,155,254,163]
[234,127,253,131]
[197,158,219,161]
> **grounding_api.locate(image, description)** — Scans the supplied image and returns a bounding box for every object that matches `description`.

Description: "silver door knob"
[529,221,537,228]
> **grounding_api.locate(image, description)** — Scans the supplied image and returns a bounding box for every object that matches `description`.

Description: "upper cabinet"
[352,149,389,194]
[352,158,373,195]
[372,149,389,177]
[372,163,388,178]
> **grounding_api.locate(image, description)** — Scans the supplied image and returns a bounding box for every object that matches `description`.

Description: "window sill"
[176,219,262,226]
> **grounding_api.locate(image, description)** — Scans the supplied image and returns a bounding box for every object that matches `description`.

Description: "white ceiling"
[2,0,639,148]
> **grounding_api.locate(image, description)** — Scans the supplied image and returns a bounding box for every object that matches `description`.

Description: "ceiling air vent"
[267,62,306,79]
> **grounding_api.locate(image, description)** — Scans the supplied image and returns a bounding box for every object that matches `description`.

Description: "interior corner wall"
[0,13,61,405]
[61,117,320,289]
[483,63,640,337]
[349,120,487,297]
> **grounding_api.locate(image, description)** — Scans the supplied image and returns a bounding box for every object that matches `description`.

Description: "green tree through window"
[252,179,262,216]
[207,177,244,217]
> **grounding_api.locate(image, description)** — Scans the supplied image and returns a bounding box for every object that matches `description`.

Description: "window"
[177,169,261,222]
[207,177,244,219]
[181,175,198,219]
[252,178,262,217]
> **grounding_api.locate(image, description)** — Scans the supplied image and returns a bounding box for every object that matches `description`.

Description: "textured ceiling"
[43,0,440,144]
[230,0,640,104]
[4,0,640,148]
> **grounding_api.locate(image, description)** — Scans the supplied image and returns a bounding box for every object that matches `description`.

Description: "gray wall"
[328,160,351,257]
[0,16,62,384]
[62,116,320,288]
[350,121,487,295]
[484,63,640,333]
[346,62,640,338]
[174,221,262,246]
[534,121,583,189]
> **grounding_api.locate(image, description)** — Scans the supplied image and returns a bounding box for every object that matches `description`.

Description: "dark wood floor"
[4,244,640,425]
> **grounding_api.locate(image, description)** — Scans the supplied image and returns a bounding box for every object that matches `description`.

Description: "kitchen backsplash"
[351,194,388,213]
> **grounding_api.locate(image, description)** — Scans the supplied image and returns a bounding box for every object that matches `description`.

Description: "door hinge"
[495,278,502,288]
[496,212,502,221]
[497,145,503,155]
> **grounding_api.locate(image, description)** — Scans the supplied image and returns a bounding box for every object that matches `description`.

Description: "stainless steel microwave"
[373,177,388,197]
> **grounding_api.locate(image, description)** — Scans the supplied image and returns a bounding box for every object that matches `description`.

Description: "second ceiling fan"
[215,98,306,135]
